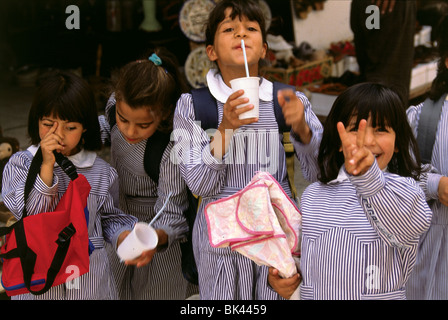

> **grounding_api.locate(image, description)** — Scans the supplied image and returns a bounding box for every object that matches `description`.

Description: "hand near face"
[337,119,375,176]
[40,122,64,167]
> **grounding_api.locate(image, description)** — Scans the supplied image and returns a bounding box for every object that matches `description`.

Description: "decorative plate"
[179,0,216,42]
[184,46,214,88]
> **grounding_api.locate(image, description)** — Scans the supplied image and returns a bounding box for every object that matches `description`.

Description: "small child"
[173,0,322,299]
[1,71,141,300]
[99,48,197,299]
[406,15,448,300]
[270,83,432,300]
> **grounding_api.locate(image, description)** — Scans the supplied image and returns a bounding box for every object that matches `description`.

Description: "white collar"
[28,145,97,168]
[206,69,273,103]
[328,161,387,185]
[328,166,349,185]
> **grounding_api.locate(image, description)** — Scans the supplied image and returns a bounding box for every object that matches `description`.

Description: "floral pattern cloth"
[205,172,301,278]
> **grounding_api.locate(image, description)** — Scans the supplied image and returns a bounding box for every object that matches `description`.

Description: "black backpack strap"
[417,94,446,164]
[191,87,218,130]
[143,131,171,183]
[191,82,294,132]
[273,81,294,132]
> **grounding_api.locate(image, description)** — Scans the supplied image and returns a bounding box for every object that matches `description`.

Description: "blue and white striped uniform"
[1,147,138,300]
[406,98,448,300]
[300,162,432,300]
[99,96,198,300]
[173,70,322,299]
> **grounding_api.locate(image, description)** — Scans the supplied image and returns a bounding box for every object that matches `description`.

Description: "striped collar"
[28,145,97,168]
[206,69,273,104]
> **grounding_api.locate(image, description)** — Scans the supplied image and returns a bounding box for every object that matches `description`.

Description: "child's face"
[206,8,267,75]
[344,116,398,171]
[115,100,161,145]
[39,115,86,156]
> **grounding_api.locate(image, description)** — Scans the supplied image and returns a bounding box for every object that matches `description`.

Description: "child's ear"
[260,43,268,59]
[445,57,448,69]
[206,45,218,62]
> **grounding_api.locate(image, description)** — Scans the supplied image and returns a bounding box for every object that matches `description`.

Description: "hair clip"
[149,53,162,66]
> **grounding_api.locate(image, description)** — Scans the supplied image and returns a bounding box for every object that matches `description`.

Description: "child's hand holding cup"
[230,77,259,120]
[117,222,158,262]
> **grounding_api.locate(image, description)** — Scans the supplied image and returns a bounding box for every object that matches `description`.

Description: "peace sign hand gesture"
[337,119,375,176]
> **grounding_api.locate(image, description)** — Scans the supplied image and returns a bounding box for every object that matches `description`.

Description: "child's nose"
[126,124,138,137]
[234,26,246,38]
[55,124,64,138]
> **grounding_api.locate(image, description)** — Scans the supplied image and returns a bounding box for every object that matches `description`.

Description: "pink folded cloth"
[205,172,301,278]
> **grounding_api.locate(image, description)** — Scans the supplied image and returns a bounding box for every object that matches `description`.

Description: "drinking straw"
[241,39,250,77]
[149,191,173,226]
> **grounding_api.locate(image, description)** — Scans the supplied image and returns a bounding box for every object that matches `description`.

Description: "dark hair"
[112,47,188,133]
[205,0,268,70]
[28,70,102,151]
[429,15,448,101]
[318,82,421,183]
[205,0,267,46]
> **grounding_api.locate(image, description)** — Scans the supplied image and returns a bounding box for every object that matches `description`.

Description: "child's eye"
[223,27,233,32]
[139,122,153,129]
[118,116,128,123]
[43,123,53,127]
[375,127,389,133]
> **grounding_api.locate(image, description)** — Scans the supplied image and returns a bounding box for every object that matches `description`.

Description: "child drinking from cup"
[173,0,322,299]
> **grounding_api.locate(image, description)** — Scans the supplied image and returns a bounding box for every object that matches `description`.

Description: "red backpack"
[0,149,91,296]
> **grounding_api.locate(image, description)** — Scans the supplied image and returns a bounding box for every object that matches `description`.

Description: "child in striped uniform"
[406,16,448,300]
[270,83,432,300]
[1,71,141,299]
[99,48,198,299]
[173,0,322,299]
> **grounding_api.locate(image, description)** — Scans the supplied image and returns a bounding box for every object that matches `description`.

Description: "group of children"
[1,0,447,300]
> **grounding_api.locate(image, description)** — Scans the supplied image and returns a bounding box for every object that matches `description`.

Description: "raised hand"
[277,89,311,144]
[337,119,375,176]
[40,121,65,167]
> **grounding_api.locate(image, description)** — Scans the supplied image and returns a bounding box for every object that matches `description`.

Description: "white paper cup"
[230,77,259,120]
[117,222,158,261]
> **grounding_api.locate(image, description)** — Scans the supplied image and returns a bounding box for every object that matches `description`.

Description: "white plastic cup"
[117,222,158,261]
[230,77,259,120]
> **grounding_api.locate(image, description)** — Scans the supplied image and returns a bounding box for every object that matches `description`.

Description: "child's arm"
[268,267,301,299]
[151,143,190,248]
[277,89,312,144]
[2,151,59,219]
[39,122,65,186]
[279,90,323,182]
[407,103,448,206]
[173,94,228,197]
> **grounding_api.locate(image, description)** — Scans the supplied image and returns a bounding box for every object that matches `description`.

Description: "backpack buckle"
[56,223,76,246]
